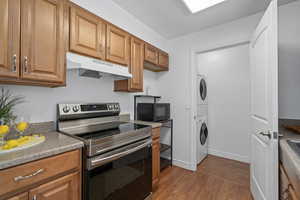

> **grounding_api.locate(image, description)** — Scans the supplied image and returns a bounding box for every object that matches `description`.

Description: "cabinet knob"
[33,195,37,200]
[12,54,17,72]
[23,56,28,72]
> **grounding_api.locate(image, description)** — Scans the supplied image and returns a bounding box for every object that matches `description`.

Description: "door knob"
[259,131,272,139]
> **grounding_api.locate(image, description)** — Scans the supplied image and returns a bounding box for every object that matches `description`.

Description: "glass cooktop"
[76,122,149,140]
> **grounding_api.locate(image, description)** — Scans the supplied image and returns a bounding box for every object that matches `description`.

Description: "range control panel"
[58,103,120,117]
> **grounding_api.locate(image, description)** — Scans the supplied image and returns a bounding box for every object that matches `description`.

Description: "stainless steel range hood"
[66,52,132,79]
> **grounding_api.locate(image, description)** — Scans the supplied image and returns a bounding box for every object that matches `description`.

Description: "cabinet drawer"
[152,128,160,140]
[7,192,28,200]
[0,150,80,196]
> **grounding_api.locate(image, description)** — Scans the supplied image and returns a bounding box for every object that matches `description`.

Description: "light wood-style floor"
[153,155,252,200]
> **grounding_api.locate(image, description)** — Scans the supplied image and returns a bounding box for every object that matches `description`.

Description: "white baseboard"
[173,159,196,171]
[208,148,250,163]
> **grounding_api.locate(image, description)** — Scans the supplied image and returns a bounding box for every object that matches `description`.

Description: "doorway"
[192,42,252,168]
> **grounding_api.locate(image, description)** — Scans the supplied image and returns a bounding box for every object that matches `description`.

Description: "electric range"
[57,103,152,200]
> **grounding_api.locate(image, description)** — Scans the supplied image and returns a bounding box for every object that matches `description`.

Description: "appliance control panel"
[58,103,120,117]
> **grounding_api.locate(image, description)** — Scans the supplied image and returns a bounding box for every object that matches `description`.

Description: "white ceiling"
[112,0,296,39]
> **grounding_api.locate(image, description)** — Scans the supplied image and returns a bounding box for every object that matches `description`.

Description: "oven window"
[85,146,152,200]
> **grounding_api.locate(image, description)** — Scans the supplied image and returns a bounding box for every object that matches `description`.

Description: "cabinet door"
[144,44,158,65]
[280,164,289,200]
[129,37,144,91]
[152,138,160,190]
[158,51,169,69]
[0,0,20,78]
[70,5,106,60]
[106,25,130,66]
[8,193,28,200]
[20,0,66,83]
[29,172,80,200]
[289,185,300,200]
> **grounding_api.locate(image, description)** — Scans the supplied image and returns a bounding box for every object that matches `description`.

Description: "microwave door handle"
[90,139,152,169]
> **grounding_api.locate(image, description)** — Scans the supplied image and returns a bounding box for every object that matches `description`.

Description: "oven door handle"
[89,139,152,169]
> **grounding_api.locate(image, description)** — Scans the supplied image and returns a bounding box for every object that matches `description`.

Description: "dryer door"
[200,122,208,145]
[200,78,207,101]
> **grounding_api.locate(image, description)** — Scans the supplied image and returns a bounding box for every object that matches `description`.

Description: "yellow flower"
[16,122,28,132]
[0,125,10,136]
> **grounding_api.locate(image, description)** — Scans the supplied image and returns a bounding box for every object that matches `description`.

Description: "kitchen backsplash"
[2,70,160,123]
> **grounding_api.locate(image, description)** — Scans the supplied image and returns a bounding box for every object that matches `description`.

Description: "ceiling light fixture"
[182,0,227,14]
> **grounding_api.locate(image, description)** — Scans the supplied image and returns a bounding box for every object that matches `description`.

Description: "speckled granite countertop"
[0,122,83,170]
[129,120,162,128]
[279,119,300,196]
[119,113,162,129]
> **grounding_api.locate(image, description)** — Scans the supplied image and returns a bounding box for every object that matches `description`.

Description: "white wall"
[278,1,300,119]
[197,44,251,163]
[159,1,300,169]
[1,0,168,123]
[158,13,261,169]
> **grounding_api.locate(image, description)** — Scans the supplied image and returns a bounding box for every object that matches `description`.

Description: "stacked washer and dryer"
[196,74,208,164]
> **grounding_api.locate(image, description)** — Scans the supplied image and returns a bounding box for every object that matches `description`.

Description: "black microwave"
[137,103,170,122]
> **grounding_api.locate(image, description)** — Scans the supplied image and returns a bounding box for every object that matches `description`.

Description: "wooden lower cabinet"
[1,150,81,200]
[152,128,160,191]
[29,172,80,200]
[280,164,300,200]
[7,193,28,200]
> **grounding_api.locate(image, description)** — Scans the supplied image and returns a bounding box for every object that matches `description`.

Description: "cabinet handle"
[14,168,44,182]
[23,56,28,72]
[12,54,17,72]
[32,195,37,200]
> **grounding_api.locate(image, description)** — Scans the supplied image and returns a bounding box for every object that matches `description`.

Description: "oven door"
[85,138,152,200]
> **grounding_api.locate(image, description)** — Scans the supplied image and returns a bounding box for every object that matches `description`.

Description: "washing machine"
[197,115,208,164]
[197,75,208,105]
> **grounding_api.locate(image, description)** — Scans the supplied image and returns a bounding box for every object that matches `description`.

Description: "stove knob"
[62,106,70,113]
[108,105,113,110]
[73,105,80,112]
[114,104,118,110]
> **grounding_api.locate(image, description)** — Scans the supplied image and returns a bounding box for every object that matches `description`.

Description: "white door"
[250,0,278,200]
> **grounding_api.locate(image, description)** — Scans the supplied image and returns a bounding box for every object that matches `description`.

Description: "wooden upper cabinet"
[144,44,169,72]
[106,25,130,66]
[20,0,66,83]
[144,44,158,65]
[114,37,144,92]
[129,37,144,91]
[0,0,20,79]
[70,5,106,60]
[29,172,80,200]
[158,51,169,69]
[7,193,28,200]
